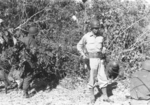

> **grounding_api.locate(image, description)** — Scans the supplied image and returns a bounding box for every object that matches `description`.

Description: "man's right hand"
[81,53,88,59]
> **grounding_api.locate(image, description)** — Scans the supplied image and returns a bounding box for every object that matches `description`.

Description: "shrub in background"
[0,0,150,80]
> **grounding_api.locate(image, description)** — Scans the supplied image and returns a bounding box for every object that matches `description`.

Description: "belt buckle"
[95,52,99,58]
[93,53,99,58]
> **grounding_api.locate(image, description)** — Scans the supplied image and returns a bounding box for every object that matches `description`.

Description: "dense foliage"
[0,0,150,80]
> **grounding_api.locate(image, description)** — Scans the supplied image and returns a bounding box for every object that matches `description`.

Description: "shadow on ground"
[29,73,66,97]
[0,70,66,97]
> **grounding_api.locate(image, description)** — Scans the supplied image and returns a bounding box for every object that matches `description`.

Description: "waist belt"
[88,52,102,58]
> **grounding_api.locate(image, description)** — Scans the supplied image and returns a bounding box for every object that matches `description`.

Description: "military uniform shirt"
[77,31,103,54]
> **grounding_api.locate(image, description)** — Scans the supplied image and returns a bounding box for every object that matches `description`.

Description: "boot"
[23,90,29,98]
[89,88,95,104]
[101,87,113,103]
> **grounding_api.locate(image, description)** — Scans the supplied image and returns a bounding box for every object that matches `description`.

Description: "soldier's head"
[142,60,150,71]
[107,61,120,79]
[90,18,100,35]
[28,26,38,37]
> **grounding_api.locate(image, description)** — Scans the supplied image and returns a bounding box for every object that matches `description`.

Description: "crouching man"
[77,18,111,104]
[98,60,120,102]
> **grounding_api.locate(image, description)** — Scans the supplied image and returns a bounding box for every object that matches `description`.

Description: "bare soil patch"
[0,77,148,105]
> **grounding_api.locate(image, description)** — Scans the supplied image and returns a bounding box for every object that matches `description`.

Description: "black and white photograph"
[0,0,150,105]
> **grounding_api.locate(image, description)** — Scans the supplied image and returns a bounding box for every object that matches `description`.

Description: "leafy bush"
[0,0,150,80]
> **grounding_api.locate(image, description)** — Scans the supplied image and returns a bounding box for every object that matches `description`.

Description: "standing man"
[19,26,38,98]
[77,18,109,103]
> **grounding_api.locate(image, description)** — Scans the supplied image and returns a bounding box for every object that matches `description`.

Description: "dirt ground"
[0,77,149,105]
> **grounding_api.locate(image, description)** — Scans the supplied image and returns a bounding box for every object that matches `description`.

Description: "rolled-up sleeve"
[77,36,86,55]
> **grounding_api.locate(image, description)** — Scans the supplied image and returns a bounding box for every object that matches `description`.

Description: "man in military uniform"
[105,61,120,80]
[19,26,38,98]
[77,18,110,103]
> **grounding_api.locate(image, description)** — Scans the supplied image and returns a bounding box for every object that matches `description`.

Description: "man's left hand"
[102,47,106,54]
